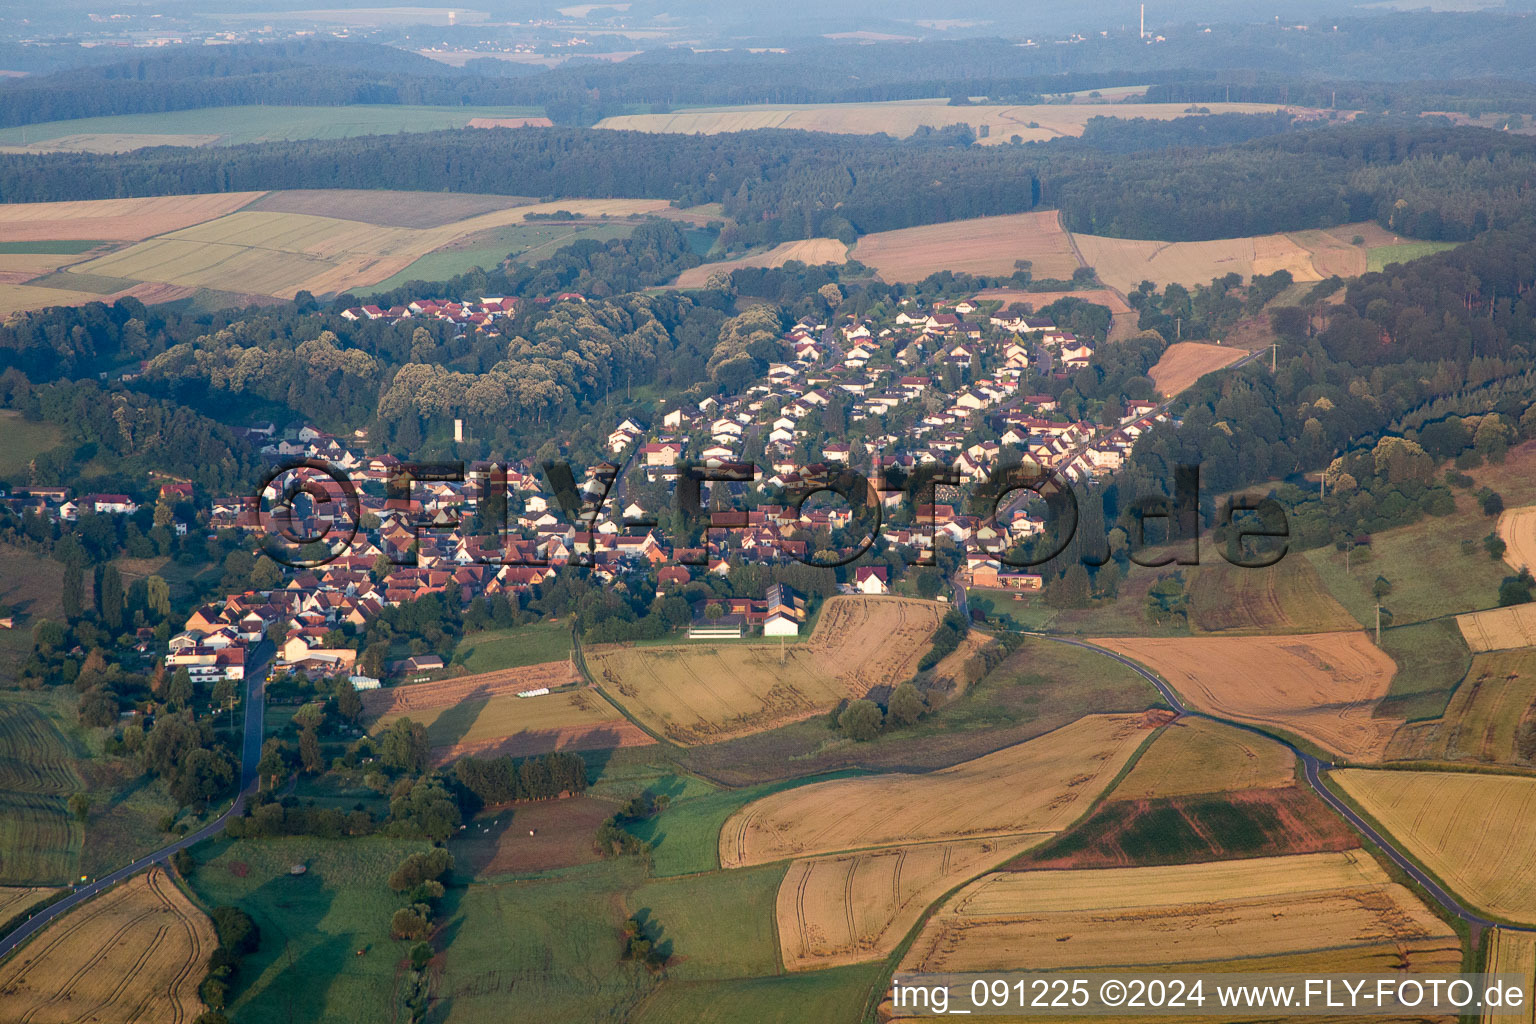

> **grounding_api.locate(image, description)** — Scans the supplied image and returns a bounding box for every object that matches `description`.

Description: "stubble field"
[1147,341,1249,398]
[672,238,848,287]
[1497,505,1536,574]
[1073,231,1323,293]
[1335,768,1536,924]
[718,713,1156,867]
[1187,557,1360,634]
[896,851,1456,974]
[587,596,944,745]
[1485,929,1536,1024]
[1091,632,1401,760]
[0,868,214,1024]
[1457,603,1536,652]
[360,659,580,718]
[775,836,1040,971]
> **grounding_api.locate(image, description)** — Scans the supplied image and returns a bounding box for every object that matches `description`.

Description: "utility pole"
[1375,604,1381,646]
[1175,316,1181,341]
[1271,342,1276,372]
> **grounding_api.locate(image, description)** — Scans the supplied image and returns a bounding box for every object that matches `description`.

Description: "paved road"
[0,644,270,961]
[1020,631,1534,934]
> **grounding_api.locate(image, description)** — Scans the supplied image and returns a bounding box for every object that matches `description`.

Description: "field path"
[1011,632,1535,935]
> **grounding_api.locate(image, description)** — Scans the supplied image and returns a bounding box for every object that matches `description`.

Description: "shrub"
[839,699,883,742]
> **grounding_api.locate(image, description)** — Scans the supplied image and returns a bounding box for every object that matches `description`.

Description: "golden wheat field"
[1091,632,1401,760]
[587,596,944,745]
[897,851,1455,975]
[1485,929,1536,1024]
[1073,231,1323,293]
[597,101,1300,146]
[0,868,215,1024]
[719,713,1157,867]
[671,238,848,287]
[1335,769,1536,924]
[775,836,1042,971]
[1457,603,1536,653]
[1147,341,1249,397]
[0,192,264,242]
[854,211,1082,282]
[1109,716,1295,799]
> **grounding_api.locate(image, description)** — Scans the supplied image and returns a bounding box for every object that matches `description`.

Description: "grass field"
[0,868,213,1023]
[1378,619,1473,725]
[0,410,61,476]
[625,865,785,980]
[1147,341,1249,398]
[898,851,1456,974]
[1092,632,1401,761]
[775,836,1040,971]
[450,797,617,878]
[1073,230,1323,293]
[0,104,546,150]
[1305,500,1508,628]
[672,238,847,288]
[371,685,651,764]
[853,211,1082,282]
[1110,717,1295,798]
[0,692,83,885]
[1367,240,1461,272]
[1187,557,1360,634]
[187,836,437,1022]
[597,100,1301,145]
[1335,769,1536,924]
[1387,648,1536,765]
[456,620,574,674]
[631,963,884,1024]
[1485,929,1536,1024]
[588,596,944,745]
[719,713,1156,867]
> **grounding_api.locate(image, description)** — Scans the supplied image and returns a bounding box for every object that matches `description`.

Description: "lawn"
[186,836,438,1024]
[0,410,62,477]
[0,104,546,149]
[365,221,637,294]
[1366,241,1460,272]
[455,620,573,674]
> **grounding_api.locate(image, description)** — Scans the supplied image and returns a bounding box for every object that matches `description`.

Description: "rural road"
[0,643,270,961]
[1023,631,1533,934]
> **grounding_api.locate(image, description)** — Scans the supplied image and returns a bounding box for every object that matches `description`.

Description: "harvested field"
[588,596,944,745]
[372,686,652,764]
[0,192,262,242]
[467,116,554,128]
[672,238,848,287]
[0,283,113,317]
[853,211,1082,282]
[1187,557,1360,634]
[0,132,221,154]
[598,101,1300,146]
[972,286,1131,314]
[1012,786,1358,869]
[1497,505,1536,574]
[776,836,1041,970]
[1389,649,1536,766]
[360,659,579,718]
[245,189,535,229]
[0,867,215,1024]
[719,713,1156,867]
[1091,632,1401,760]
[451,797,615,876]
[1485,929,1536,1024]
[1335,769,1536,924]
[1073,231,1322,293]
[898,851,1456,974]
[1111,717,1295,798]
[1148,341,1248,397]
[1457,603,1536,653]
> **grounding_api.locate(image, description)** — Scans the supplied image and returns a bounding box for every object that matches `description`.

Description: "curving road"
[0,643,269,961]
[1020,631,1534,934]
